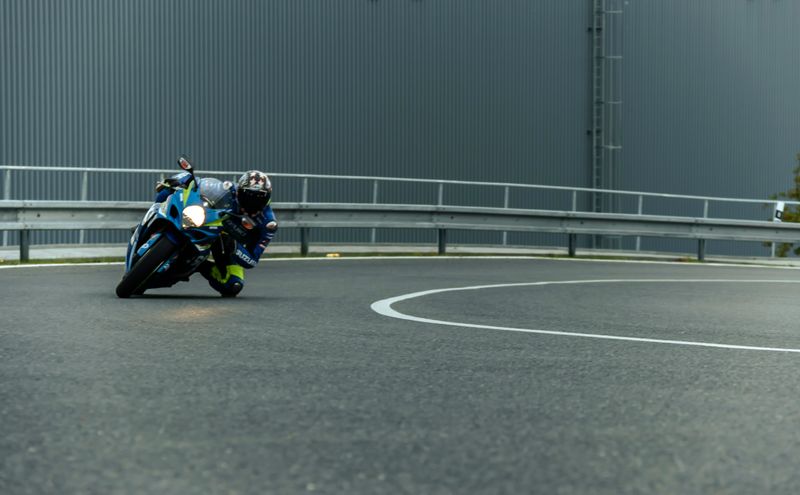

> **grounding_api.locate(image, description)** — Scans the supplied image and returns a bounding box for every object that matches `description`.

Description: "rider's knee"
[208,268,244,297]
[218,279,243,297]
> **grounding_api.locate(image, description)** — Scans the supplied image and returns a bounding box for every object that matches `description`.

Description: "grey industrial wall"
[1,1,798,255]
[621,0,800,255]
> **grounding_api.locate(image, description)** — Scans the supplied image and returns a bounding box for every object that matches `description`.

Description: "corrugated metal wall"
[0,0,590,179]
[620,0,800,255]
[1,1,798,255]
[0,0,590,248]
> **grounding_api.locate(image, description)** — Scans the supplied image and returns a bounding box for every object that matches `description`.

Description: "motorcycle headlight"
[182,205,207,228]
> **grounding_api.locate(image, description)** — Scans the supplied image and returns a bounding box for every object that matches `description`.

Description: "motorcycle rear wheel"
[115,235,178,298]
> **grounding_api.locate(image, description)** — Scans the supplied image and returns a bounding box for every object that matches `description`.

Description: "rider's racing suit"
[155,172,277,296]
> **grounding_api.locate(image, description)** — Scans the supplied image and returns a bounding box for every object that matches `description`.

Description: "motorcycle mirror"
[178,155,194,173]
[177,155,199,190]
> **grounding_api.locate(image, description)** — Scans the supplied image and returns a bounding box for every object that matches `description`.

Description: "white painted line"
[0,261,124,270]
[371,279,800,354]
[266,255,800,270]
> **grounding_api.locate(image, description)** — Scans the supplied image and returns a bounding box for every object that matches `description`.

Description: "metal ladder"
[590,0,624,248]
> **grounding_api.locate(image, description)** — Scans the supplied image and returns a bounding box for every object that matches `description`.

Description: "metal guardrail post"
[79,171,88,244]
[371,180,378,244]
[635,194,643,251]
[300,228,309,256]
[771,200,783,258]
[301,178,309,255]
[437,184,445,254]
[698,199,710,260]
[19,230,30,262]
[502,186,509,246]
[570,190,579,256]
[2,169,10,247]
[436,184,446,254]
[2,169,9,198]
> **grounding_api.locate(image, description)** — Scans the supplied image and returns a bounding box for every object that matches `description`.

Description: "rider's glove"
[154,172,192,192]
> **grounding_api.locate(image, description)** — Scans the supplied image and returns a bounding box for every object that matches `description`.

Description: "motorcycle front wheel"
[115,235,178,298]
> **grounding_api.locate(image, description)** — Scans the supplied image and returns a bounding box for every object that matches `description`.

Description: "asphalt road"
[3,257,800,494]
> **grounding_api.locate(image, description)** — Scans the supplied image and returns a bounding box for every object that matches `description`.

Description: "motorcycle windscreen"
[198,178,235,209]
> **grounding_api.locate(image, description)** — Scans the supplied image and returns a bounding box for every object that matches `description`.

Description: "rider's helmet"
[236,170,272,215]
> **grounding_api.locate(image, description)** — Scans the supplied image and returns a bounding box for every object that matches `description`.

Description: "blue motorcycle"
[116,157,243,298]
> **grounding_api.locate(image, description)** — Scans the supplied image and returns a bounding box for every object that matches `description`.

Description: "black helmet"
[236,170,272,215]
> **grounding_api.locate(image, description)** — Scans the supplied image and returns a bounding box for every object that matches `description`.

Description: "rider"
[155,168,277,296]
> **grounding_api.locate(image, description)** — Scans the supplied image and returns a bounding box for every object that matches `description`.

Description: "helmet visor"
[239,188,270,214]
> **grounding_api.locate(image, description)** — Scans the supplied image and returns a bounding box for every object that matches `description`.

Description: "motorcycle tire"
[115,235,178,298]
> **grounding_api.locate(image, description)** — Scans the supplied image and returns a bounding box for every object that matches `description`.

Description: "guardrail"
[1,200,797,262]
[1,165,795,251]
[3,165,795,212]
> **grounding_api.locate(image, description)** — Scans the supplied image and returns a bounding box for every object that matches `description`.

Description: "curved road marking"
[371,279,800,353]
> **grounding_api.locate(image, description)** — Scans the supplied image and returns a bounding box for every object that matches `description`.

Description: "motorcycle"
[116,157,250,298]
